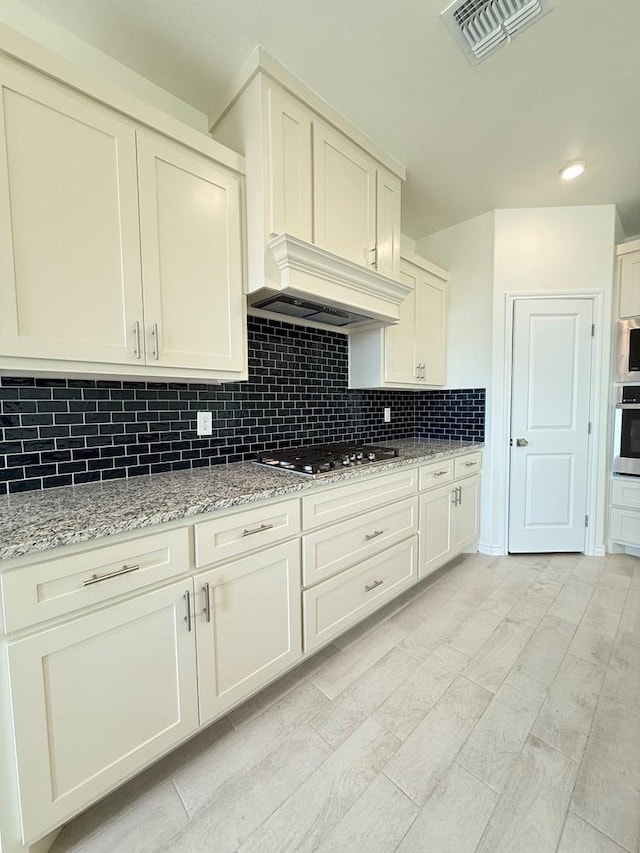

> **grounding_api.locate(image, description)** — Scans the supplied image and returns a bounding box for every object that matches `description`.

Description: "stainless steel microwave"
[615,318,640,382]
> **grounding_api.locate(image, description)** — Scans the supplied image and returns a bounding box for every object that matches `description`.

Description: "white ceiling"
[15,0,640,239]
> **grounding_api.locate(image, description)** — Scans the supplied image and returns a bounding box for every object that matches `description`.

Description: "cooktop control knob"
[368,452,376,461]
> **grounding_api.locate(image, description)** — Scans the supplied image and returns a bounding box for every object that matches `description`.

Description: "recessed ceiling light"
[560,162,585,181]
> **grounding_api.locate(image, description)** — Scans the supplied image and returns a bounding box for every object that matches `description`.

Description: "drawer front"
[303,536,418,653]
[610,507,640,546]
[419,459,454,491]
[302,497,418,586]
[194,498,301,567]
[302,468,418,530]
[1,528,190,633]
[611,477,640,510]
[454,452,482,479]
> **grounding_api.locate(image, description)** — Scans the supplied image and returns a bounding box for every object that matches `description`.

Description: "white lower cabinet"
[610,477,640,548]
[303,537,418,653]
[195,541,302,724]
[6,580,199,844]
[0,452,482,852]
[420,471,481,578]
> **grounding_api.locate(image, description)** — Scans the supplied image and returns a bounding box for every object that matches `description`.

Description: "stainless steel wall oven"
[613,385,640,476]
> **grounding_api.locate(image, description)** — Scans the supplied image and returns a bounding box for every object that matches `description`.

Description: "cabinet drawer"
[194,499,301,567]
[1,528,190,633]
[610,507,640,546]
[419,459,454,491]
[302,497,418,586]
[302,536,418,653]
[611,477,640,510]
[454,452,482,479]
[302,468,417,530]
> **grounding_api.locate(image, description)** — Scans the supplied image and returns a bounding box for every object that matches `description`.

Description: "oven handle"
[616,403,640,409]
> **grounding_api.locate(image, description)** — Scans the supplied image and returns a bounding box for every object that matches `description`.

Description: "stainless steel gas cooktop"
[255,442,399,477]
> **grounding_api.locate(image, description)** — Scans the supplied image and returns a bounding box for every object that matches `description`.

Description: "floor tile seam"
[567,809,637,853]
[170,777,191,821]
[452,757,502,796]
[229,668,324,732]
[456,677,550,793]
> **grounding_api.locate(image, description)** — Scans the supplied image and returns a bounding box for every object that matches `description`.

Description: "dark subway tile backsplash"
[0,316,485,495]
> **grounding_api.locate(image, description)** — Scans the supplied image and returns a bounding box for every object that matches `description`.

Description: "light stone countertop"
[0,439,483,562]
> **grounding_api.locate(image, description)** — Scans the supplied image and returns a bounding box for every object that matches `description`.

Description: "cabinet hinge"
[585,514,589,528]
[591,323,595,337]
[588,421,592,435]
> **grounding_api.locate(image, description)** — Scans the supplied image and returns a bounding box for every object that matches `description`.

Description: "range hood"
[247,234,412,333]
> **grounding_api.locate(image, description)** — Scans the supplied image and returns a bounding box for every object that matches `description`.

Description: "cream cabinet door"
[7,581,198,844]
[415,269,447,386]
[313,120,377,267]
[619,250,640,318]
[266,85,313,241]
[453,474,481,552]
[419,482,455,579]
[385,266,419,385]
[0,59,144,365]
[375,168,401,279]
[195,540,302,724]
[136,131,245,372]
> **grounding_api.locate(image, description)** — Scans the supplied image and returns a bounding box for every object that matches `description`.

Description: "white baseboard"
[478,542,505,556]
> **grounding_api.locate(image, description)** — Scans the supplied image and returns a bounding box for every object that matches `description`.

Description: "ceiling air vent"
[441,0,554,64]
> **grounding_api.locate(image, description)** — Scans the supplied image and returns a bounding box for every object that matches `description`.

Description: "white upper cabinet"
[0,59,144,366]
[210,68,405,308]
[137,131,245,373]
[266,85,313,241]
[618,245,640,318]
[375,168,402,279]
[312,119,377,268]
[0,55,247,381]
[349,252,448,389]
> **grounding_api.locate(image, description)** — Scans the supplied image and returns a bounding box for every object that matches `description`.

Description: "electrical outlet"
[196,411,213,436]
[384,407,391,423]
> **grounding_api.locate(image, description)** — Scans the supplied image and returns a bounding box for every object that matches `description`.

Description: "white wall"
[417,212,495,552]
[491,205,617,555]
[418,204,617,556]
[0,0,208,131]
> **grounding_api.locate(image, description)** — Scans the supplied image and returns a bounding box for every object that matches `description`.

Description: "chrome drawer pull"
[184,590,192,633]
[241,523,274,537]
[433,470,448,477]
[463,461,477,467]
[83,563,140,586]
[203,582,211,623]
[364,579,384,593]
[365,529,384,541]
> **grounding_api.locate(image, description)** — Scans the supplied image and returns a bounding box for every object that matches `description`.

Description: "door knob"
[516,438,529,447]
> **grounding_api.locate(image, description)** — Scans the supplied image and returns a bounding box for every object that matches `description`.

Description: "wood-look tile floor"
[51,552,640,853]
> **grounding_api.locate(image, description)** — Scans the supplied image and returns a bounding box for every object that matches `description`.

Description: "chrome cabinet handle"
[133,321,141,360]
[152,322,160,360]
[433,470,448,477]
[83,563,140,586]
[202,582,211,623]
[463,461,477,467]
[184,590,192,632]
[457,486,462,505]
[241,523,274,537]
[451,487,461,506]
[364,579,384,593]
[365,529,384,541]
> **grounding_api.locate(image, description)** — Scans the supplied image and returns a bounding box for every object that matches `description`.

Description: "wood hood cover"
[248,234,412,333]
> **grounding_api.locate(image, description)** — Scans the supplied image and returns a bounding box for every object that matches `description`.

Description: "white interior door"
[508,298,593,552]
